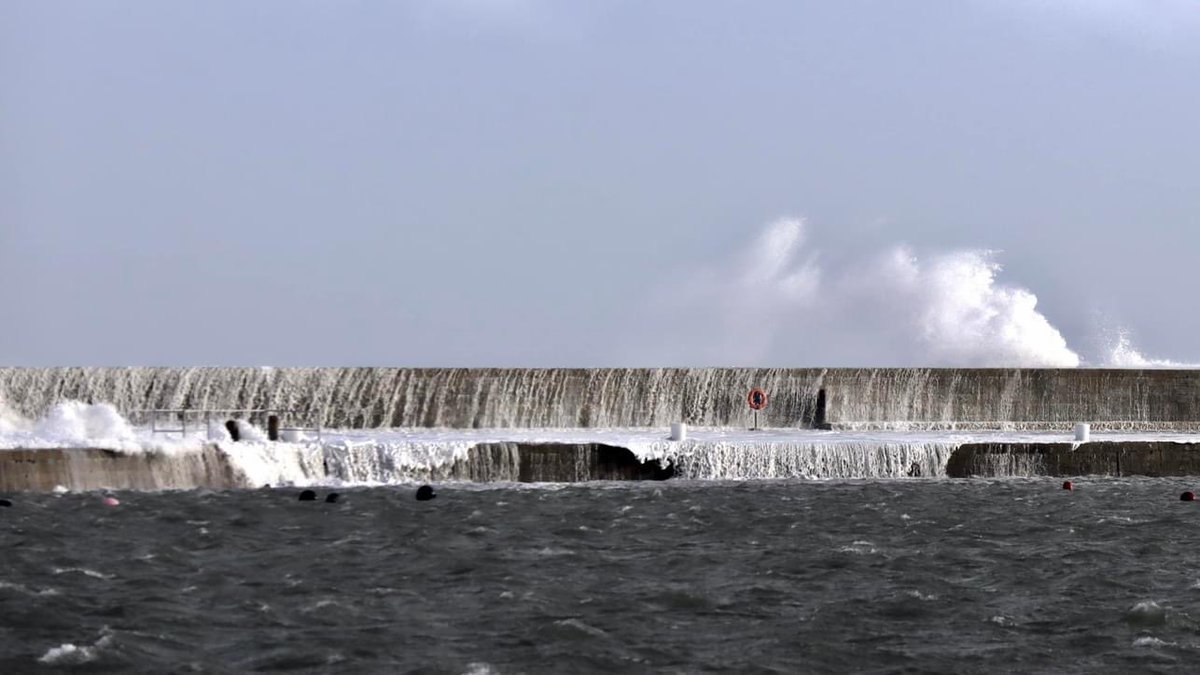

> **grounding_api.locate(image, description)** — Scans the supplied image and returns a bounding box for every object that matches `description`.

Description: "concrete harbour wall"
[6,440,1200,491]
[945,442,1200,478]
[6,367,1200,429]
[0,445,247,492]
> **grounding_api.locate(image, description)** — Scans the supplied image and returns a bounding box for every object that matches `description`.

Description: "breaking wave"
[643,217,1181,368]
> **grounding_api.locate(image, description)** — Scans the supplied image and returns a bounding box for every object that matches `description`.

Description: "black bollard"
[225,420,241,442]
[298,489,317,502]
[267,415,280,442]
[415,485,437,501]
[0,499,11,507]
[325,493,340,503]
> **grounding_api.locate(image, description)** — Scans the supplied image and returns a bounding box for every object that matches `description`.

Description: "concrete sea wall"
[4,367,1200,429]
[945,442,1200,478]
[6,440,1200,491]
[446,443,673,482]
[6,367,1200,489]
[0,442,672,492]
[0,445,247,492]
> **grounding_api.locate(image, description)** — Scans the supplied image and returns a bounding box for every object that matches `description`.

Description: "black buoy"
[415,485,436,502]
[1181,491,1196,502]
[325,493,340,503]
[0,499,11,507]
[225,419,241,442]
[298,489,317,502]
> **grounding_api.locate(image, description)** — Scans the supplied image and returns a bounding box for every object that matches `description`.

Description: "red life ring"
[747,388,768,411]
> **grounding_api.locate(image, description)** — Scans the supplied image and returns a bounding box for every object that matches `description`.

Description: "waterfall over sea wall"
[218,439,949,485]
[0,368,825,428]
[2,368,1200,430]
[648,440,956,480]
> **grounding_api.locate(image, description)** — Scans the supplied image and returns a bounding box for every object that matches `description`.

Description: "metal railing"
[133,408,323,441]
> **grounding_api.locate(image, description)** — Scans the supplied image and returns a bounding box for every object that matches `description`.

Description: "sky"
[2,1,1198,367]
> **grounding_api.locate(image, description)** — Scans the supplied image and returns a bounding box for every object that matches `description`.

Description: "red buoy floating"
[1181,491,1195,502]
[1062,481,1074,491]
[102,496,120,507]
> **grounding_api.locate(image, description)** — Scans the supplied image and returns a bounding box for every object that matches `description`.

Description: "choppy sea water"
[4,479,1200,673]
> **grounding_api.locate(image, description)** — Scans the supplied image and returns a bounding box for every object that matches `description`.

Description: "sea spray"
[644,218,1083,367]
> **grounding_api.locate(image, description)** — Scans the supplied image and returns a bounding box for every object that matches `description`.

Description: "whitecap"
[0,580,58,596]
[38,631,113,665]
[535,547,574,557]
[52,567,114,580]
[838,541,879,555]
[301,599,340,613]
[1133,636,1173,648]
[554,618,609,639]
[1125,600,1167,626]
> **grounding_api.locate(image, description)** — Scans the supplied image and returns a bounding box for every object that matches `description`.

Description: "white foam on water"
[1125,600,1168,627]
[37,630,113,665]
[52,567,115,580]
[0,580,58,597]
[1132,636,1173,648]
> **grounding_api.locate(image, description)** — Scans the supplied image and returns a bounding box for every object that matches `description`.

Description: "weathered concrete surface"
[0,445,248,492]
[6,367,1200,430]
[450,443,673,482]
[946,442,1200,478]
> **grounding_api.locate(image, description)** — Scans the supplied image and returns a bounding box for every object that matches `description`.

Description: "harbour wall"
[0,443,672,492]
[447,443,674,482]
[6,440,1200,491]
[944,442,1200,478]
[4,367,1200,430]
[0,445,245,492]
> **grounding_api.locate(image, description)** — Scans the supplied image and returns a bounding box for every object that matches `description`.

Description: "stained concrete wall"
[449,443,673,482]
[8,367,1200,429]
[946,442,1200,477]
[0,445,248,492]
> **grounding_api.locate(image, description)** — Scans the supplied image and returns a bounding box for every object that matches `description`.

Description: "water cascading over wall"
[0,368,826,428]
[2,367,1199,430]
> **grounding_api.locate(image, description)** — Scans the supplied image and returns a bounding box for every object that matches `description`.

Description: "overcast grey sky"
[3,1,1198,366]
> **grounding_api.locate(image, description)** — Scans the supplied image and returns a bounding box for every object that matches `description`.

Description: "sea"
[5,477,1200,673]
[7,379,1200,667]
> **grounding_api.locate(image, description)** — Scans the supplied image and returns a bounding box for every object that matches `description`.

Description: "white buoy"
[1074,423,1090,442]
[670,422,687,441]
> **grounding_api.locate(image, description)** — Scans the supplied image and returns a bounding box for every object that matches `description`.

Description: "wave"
[640,217,1185,368]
